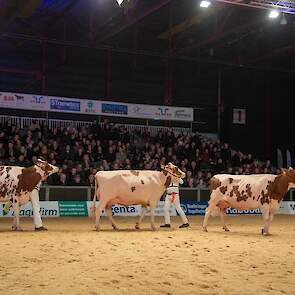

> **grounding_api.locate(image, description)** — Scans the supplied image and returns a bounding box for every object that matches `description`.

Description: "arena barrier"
[1,201,295,218]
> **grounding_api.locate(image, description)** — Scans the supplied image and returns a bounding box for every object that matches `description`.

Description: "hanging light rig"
[116,0,135,8]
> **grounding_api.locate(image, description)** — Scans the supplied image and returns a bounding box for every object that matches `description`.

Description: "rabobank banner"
[0,91,193,121]
[180,201,262,216]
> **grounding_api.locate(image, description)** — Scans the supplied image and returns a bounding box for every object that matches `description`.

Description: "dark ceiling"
[0,0,294,106]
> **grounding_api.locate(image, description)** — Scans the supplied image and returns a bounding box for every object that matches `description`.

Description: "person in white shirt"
[160,179,189,228]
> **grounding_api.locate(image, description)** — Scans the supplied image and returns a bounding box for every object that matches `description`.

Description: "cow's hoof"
[151,226,157,231]
[95,226,100,231]
[12,227,23,231]
[112,225,119,231]
[202,227,208,232]
[135,223,140,230]
[223,226,230,232]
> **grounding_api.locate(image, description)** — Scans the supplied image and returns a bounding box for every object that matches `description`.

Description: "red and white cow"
[202,168,295,235]
[0,159,59,230]
[91,163,185,231]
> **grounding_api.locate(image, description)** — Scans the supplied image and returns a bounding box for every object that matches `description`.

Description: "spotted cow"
[91,163,185,231]
[202,168,295,235]
[0,159,59,230]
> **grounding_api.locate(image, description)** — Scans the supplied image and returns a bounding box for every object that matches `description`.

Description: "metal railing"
[0,115,191,136]
[39,186,294,202]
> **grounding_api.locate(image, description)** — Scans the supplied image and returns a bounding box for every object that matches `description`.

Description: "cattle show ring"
[1,0,295,294]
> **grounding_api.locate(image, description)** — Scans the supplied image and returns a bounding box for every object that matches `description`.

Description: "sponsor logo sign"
[86,202,140,216]
[31,95,46,105]
[145,201,177,216]
[59,201,88,217]
[155,107,172,119]
[174,109,192,119]
[0,91,193,121]
[50,98,80,112]
[101,103,128,115]
[278,201,295,215]
[0,202,59,217]
[226,208,261,215]
[180,201,208,215]
[85,100,95,113]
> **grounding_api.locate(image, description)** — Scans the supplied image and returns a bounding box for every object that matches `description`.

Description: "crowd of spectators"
[0,120,278,188]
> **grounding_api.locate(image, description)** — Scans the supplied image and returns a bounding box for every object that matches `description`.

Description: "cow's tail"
[90,177,99,218]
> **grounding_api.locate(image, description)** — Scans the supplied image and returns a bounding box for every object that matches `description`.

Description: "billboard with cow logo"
[0,91,193,121]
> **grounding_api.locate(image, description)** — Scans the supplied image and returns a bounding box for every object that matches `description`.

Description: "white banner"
[86,201,176,217]
[233,108,246,124]
[0,91,193,122]
[278,201,295,215]
[0,202,59,217]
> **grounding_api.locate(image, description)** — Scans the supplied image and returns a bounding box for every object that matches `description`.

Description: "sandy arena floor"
[1,215,295,295]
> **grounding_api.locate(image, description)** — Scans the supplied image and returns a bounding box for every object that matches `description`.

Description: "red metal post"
[106,50,112,100]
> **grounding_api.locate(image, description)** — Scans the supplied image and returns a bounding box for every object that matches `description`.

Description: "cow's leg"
[105,207,119,230]
[202,203,217,232]
[150,206,157,231]
[220,209,230,232]
[95,200,107,231]
[12,201,22,231]
[135,206,147,230]
[261,205,271,236]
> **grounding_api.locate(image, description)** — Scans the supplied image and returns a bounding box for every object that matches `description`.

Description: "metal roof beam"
[96,0,171,43]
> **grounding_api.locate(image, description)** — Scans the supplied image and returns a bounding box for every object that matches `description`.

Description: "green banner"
[58,201,88,217]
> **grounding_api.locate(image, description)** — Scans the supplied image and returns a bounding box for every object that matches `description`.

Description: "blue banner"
[101,103,128,115]
[180,201,208,215]
[179,201,261,215]
[50,99,80,112]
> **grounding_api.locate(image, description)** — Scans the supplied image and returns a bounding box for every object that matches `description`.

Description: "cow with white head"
[91,162,185,231]
[0,159,59,230]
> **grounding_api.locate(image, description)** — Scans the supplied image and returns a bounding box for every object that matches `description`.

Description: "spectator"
[0,120,278,188]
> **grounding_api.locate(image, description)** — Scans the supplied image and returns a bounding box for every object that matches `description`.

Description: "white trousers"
[30,189,43,228]
[164,194,188,225]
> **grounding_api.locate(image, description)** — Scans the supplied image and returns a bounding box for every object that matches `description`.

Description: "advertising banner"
[86,201,141,217]
[145,201,177,217]
[0,91,193,121]
[179,201,262,216]
[59,201,88,217]
[0,202,59,217]
[278,202,295,215]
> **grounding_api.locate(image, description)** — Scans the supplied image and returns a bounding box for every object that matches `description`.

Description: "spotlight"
[200,0,211,8]
[116,0,135,8]
[280,13,287,25]
[116,0,124,5]
[269,10,279,19]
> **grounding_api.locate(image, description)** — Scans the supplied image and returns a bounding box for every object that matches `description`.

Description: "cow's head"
[35,159,59,180]
[281,167,295,189]
[161,162,185,184]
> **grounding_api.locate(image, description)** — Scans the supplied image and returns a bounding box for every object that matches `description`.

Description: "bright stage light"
[200,0,211,8]
[269,10,279,19]
[116,0,124,6]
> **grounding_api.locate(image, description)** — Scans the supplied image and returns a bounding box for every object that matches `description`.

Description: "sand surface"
[1,215,295,295]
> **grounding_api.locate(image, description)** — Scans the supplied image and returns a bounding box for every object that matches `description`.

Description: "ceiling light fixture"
[269,9,279,19]
[200,0,211,8]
